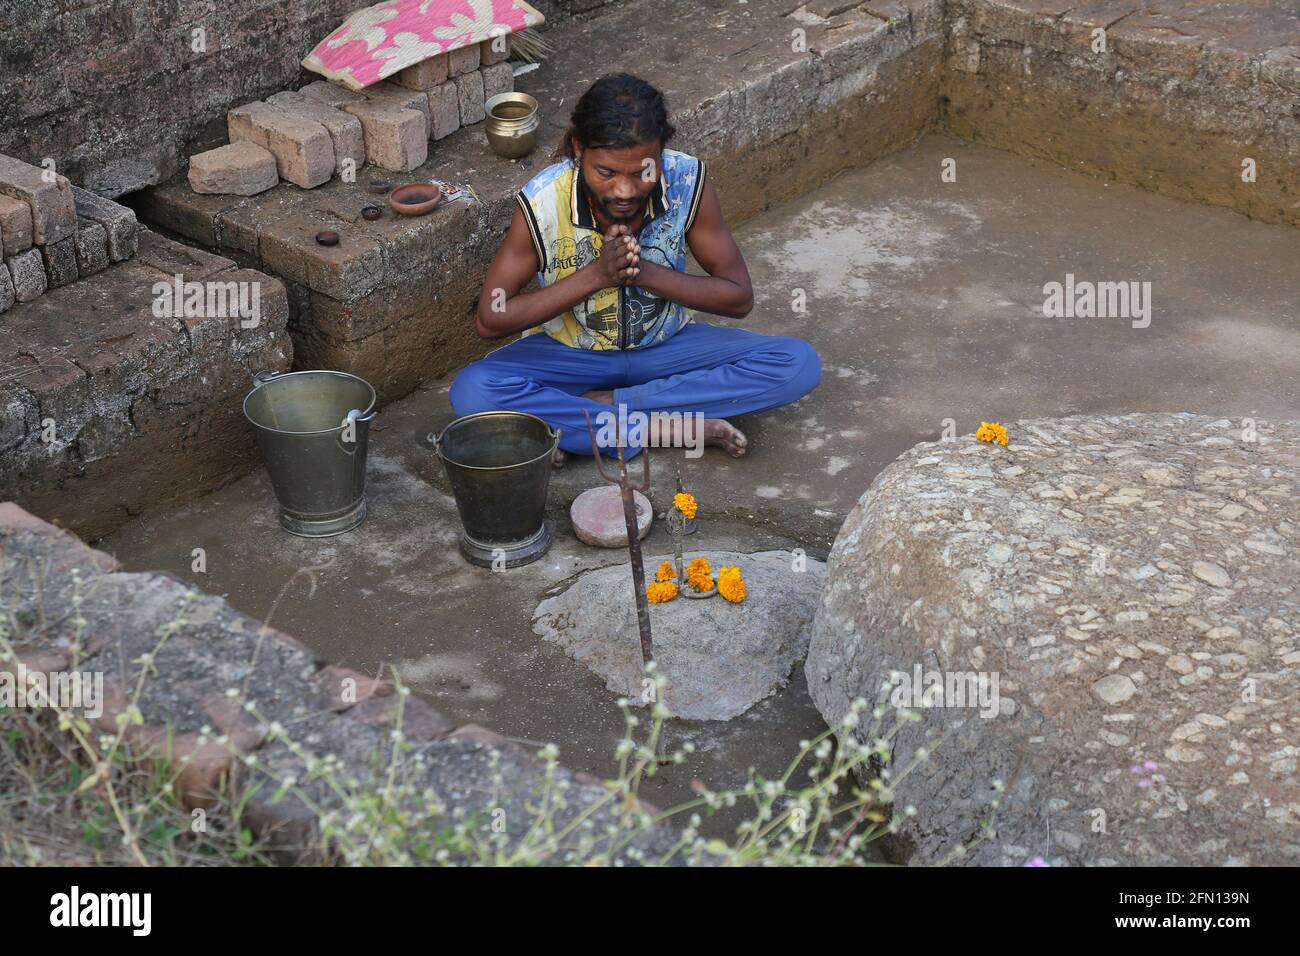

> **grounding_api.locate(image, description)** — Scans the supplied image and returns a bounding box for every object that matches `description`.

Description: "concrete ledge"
[944,0,1300,226]
[0,503,675,865]
[0,230,291,540]
[132,0,945,401]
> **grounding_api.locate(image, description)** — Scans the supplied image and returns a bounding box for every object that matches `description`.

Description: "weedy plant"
[2,599,997,867]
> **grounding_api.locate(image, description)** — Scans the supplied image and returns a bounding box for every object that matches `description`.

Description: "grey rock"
[0,261,14,313]
[71,185,138,261]
[0,154,77,245]
[806,413,1300,866]
[41,235,78,288]
[1191,560,1232,588]
[6,247,47,301]
[533,550,826,720]
[73,217,110,276]
[0,193,33,256]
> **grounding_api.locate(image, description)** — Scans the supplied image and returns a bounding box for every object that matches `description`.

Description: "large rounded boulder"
[806,413,1300,866]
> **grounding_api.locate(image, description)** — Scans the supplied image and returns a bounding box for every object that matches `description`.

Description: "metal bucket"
[431,411,559,568]
[244,370,377,537]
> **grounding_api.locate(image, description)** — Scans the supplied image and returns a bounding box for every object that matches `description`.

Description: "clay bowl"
[389,183,442,216]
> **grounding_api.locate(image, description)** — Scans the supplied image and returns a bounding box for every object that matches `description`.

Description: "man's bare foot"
[647,414,748,458]
[704,418,748,458]
[552,447,567,469]
[582,389,614,405]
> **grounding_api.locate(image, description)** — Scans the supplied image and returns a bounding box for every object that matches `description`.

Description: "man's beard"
[580,168,645,225]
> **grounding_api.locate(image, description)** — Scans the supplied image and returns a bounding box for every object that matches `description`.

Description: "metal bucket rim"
[435,410,560,472]
[243,369,378,437]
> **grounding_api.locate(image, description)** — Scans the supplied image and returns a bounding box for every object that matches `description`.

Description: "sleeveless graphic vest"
[514,148,707,350]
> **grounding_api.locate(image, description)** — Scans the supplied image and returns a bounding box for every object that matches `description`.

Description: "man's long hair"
[554,73,676,161]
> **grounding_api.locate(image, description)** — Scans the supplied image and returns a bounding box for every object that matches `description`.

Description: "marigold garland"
[687,557,714,593]
[717,566,746,603]
[647,580,679,603]
[976,421,1009,446]
[673,492,698,520]
[654,560,676,583]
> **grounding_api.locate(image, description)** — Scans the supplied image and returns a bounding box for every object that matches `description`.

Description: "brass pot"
[484,92,540,159]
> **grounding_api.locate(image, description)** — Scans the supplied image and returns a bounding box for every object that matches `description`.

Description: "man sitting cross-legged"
[449,73,821,465]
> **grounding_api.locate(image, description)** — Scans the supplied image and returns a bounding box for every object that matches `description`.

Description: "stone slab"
[570,484,653,547]
[71,185,139,261]
[299,79,367,109]
[6,247,47,301]
[188,141,279,196]
[0,193,34,256]
[340,101,428,172]
[393,53,450,91]
[454,70,486,126]
[481,62,515,103]
[533,550,826,720]
[428,82,461,141]
[363,81,433,137]
[73,217,110,276]
[264,92,366,176]
[448,43,481,77]
[0,154,77,246]
[228,101,334,189]
[41,235,78,288]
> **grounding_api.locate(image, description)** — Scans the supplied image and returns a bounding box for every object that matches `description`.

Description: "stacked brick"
[187,39,516,195]
[0,153,139,316]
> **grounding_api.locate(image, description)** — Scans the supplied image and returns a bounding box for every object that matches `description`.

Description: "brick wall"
[0,0,376,197]
[0,0,633,199]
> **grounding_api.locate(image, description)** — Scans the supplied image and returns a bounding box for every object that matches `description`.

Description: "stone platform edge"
[0,230,291,540]
[0,502,672,865]
[944,0,1299,229]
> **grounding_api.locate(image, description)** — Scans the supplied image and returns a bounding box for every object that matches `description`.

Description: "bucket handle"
[426,424,561,458]
[337,408,377,455]
[253,369,283,387]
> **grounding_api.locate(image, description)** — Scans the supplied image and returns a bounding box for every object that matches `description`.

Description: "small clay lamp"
[315,230,340,246]
[361,205,382,221]
[390,183,442,216]
[368,178,392,194]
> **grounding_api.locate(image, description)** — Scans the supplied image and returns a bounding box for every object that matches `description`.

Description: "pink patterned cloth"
[303,0,545,90]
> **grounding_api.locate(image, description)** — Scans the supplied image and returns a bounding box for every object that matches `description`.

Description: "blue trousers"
[449,322,821,456]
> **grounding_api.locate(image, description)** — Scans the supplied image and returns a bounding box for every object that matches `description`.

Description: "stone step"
[0,180,140,316]
[0,229,290,539]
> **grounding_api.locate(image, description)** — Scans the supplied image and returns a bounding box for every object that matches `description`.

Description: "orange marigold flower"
[976,421,1009,446]
[717,566,747,603]
[686,556,714,592]
[673,492,698,520]
[655,560,677,582]
[647,580,679,604]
